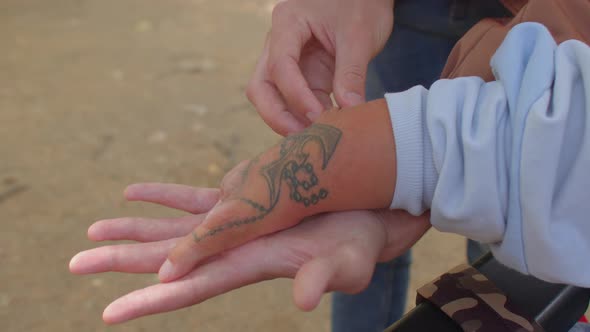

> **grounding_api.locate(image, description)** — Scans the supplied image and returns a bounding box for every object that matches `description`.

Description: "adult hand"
[246,0,395,135]
[69,182,429,324]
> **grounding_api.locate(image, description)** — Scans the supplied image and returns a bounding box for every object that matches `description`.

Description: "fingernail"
[344,91,364,106]
[306,111,320,121]
[158,259,175,282]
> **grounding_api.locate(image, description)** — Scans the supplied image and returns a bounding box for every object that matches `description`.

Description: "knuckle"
[342,64,366,82]
[271,1,290,23]
[338,245,365,265]
[338,246,373,294]
[107,246,119,270]
[218,179,233,200]
[346,274,372,294]
[267,55,297,86]
[270,2,307,43]
[260,114,289,137]
[349,12,367,26]
[245,83,257,104]
[267,57,288,82]
[267,61,280,80]
[219,160,250,197]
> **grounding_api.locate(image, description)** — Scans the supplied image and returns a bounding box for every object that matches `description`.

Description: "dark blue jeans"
[331,1,508,331]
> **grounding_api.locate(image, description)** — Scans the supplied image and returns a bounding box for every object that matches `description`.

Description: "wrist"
[247,99,397,221]
[375,209,431,262]
[311,99,397,213]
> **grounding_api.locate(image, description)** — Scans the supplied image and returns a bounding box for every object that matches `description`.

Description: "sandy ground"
[0,1,467,331]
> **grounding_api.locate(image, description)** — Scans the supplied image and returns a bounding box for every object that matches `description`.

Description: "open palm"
[69,183,429,324]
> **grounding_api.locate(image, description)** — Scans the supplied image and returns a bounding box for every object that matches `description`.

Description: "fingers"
[332,30,374,108]
[247,35,307,136]
[299,42,335,111]
[267,6,324,121]
[103,279,196,324]
[102,239,282,324]
[292,255,334,311]
[124,183,219,214]
[69,239,176,274]
[158,197,289,282]
[292,243,377,311]
[87,214,205,242]
[331,0,393,108]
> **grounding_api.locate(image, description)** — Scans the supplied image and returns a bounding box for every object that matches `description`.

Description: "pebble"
[208,163,222,176]
[30,105,46,113]
[183,104,208,116]
[176,58,217,73]
[91,278,103,287]
[66,18,81,27]
[2,176,17,186]
[197,58,217,72]
[110,69,125,81]
[84,300,96,309]
[191,122,204,133]
[147,130,167,143]
[135,20,154,33]
[0,88,12,97]
[0,294,11,307]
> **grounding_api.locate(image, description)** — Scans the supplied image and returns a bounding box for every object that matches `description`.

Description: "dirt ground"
[0,1,467,331]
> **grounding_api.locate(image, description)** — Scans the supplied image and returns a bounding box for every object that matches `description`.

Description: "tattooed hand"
[159,124,344,281]
[69,183,429,324]
[159,100,397,281]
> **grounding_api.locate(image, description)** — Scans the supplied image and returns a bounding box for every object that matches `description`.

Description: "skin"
[69,182,430,324]
[160,99,398,281]
[246,0,395,135]
[69,0,432,322]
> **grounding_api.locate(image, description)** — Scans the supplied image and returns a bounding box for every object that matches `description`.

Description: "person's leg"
[331,1,510,331]
[331,252,412,332]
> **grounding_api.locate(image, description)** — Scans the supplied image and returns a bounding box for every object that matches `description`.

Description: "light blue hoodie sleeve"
[385,22,590,287]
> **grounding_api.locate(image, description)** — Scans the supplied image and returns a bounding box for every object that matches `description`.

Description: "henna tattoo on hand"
[264,124,340,207]
[193,123,342,243]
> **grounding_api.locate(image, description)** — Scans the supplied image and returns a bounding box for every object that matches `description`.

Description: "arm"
[160,100,398,281]
[165,22,590,285]
[388,23,590,286]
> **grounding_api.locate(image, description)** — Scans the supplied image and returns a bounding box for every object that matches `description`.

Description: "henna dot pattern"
[192,124,342,243]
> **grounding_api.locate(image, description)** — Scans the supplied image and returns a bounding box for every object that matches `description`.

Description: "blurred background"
[0,0,466,331]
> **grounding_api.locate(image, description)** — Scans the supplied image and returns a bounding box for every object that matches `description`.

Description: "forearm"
[239,99,396,224]
[312,99,396,211]
[161,99,399,280]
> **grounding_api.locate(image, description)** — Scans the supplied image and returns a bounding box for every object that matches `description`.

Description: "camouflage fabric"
[416,264,545,332]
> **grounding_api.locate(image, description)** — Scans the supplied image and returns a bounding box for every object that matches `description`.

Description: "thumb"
[292,245,376,311]
[292,255,335,312]
[333,34,373,108]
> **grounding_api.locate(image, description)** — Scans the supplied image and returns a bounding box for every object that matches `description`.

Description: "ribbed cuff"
[385,86,433,215]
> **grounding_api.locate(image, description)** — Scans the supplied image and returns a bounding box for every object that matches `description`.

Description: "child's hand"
[159,124,343,281]
[69,182,429,324]
[160,101,397,282]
